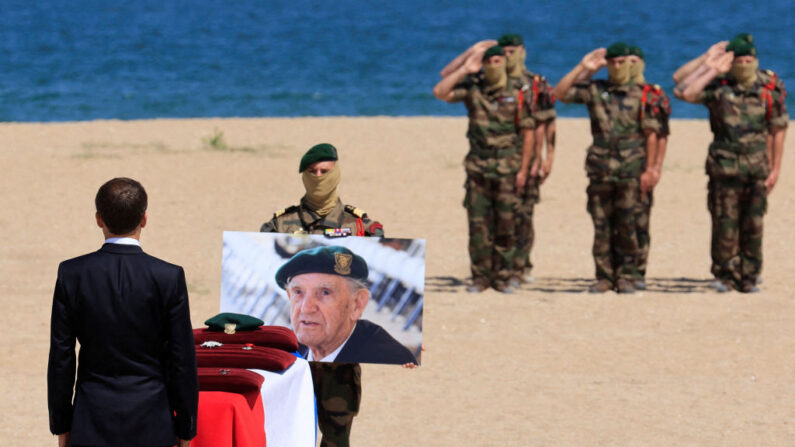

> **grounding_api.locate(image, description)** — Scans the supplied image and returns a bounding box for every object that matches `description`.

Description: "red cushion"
[196,344,297,372]
[194,326,298,352]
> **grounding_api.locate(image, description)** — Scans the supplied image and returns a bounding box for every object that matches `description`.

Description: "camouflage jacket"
[564,80,662,180]
[451,75,535,177]
[697,69,788,179]
[513,68,557,123]
[260,198,384,236]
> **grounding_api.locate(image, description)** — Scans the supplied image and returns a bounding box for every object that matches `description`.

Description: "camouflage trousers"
[634,191,653,278]
[708,176,767,288]
[707,178,720,278]
[310,362,362,447]
[586,178,640,282]
[513,176,540,278]
[464,172,520,290]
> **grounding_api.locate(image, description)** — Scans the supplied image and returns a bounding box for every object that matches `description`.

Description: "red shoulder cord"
[355,218,365,236]
[639,84,653,122]
[762,73,778,122]
[515,88,524,128]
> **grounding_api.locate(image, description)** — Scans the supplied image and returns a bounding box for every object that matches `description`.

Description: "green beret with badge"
[732,32,753,44]
[275,245,369,289]
[629,45,644,60]
[606,42,631,59]
[205,312,264,334]
[298,143,339,173]
[482,45,505,61]
[497,33,523,47]
[727,36,756,57]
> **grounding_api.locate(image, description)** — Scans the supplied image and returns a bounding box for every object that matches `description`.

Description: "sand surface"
[2,117,794,446]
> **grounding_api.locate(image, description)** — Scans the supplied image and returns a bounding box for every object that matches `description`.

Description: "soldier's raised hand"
[472,39,498,53]
[707,41,729,58]
[705,51,734,74]
[581,48,607,72]
[464,50,485,74]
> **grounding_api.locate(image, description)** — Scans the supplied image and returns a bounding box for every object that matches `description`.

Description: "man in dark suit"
[48,177,198,447]
[275,245,417,366]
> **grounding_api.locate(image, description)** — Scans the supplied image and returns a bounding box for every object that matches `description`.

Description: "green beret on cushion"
[497,34,523,47]
[298,143,339,173]
[275,245,369,289]
[205,312,264,332]
[727,38,756,57]
[482,45,505,61]
[606,42,631,59]
[629,45,644,60]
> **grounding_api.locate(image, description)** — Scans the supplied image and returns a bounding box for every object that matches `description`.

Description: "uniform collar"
[298,198,345,229]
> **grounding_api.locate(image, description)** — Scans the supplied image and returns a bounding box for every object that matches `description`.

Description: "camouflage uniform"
[511,69,556,279]
[261,198,384,237]
[451,76,535,290]
[564,80,661,283]
[633,84,671,279]
[695,69,788,289]
[261,198,382,447]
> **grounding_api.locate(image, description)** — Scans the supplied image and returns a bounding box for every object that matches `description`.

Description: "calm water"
[0,0,792,121]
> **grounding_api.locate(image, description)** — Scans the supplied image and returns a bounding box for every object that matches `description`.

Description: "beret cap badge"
[334,253,353,275]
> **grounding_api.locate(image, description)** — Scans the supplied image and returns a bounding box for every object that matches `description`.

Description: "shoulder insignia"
[764,69,774,76]
[344,205,366,218]
[274,205,299,218]
[653,84,661,91]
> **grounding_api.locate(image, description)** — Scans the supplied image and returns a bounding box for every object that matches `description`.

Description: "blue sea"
[0,0,792,122]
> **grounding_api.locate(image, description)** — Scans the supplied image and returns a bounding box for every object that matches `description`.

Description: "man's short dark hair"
[95,177,147,235]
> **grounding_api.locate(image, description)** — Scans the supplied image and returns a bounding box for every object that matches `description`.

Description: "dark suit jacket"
[47,243,198,445]
[299,319,417,365]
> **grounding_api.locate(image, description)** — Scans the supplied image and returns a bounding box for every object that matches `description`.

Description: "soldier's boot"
[616,278,636,294]
[741,280,760,293]
[589,279,613,294]
[713,279,735,293]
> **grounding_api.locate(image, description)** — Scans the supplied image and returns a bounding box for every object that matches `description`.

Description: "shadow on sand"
[426,276,715,294]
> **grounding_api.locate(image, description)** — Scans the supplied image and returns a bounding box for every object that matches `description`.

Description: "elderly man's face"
[287,273,368,358]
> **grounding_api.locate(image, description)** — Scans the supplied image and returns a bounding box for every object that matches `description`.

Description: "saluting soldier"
[261,142,383,447]
[553,42,661,294]
[497,33,557,285]
[434,45,536,293]
[627,44,671,290]
[675,34,788,292]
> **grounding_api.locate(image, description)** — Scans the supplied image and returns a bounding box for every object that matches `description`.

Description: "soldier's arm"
[516,127,536,192]
[440,40,497,77]
[532,123,546,178]
[765,127,787,193]
[672,41,728,83]
[680,51,733,103]
[640,130,659,194]
[433,49,484,102]
[259,218,278,233]
[541,120,556,181]
[553,48,606,102]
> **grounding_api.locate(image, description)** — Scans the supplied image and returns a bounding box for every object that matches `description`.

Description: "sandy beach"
[2,116,794,446]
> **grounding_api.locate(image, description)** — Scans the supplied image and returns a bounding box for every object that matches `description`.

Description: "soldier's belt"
[592,137,644,151]
[467,147,520,158]
[709,141,766,154]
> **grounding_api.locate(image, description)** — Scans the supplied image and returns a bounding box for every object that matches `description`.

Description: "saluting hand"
[464,50,484,74]
[706,40,729,58]
[705,51,733,74]
[581,48,607,72]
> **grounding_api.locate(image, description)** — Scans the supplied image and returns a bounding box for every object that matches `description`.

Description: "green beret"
[727,37,756,57]
[732,32,753,44]
[299,143,338,173]
[275,245,369,289]
[629,45,644,60]
[606,42,631,59]
[205,312,264,333]
[482,45,505,61]
[497,34,523,47]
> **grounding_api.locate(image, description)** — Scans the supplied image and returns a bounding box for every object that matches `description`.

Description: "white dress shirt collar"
[104,237,141,246]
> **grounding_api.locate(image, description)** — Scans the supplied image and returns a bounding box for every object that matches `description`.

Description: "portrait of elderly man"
[276,245,418,365]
